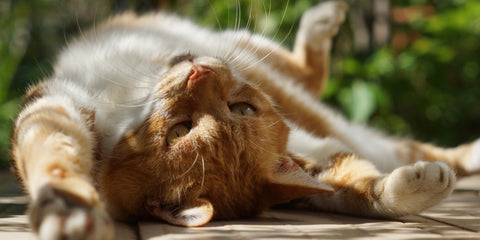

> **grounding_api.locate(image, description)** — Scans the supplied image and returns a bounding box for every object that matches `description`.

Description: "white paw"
[381,161,456,216]
[29,185,114,240]
[298,1,348,50]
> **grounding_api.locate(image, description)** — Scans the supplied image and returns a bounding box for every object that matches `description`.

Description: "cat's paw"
[381,161,456,216]
[298,1,348,50]
[29,185,114,240]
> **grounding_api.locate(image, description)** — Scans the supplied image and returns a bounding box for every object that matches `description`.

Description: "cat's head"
[98,55,331,226]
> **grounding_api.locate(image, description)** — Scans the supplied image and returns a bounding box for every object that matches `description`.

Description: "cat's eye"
[166,123,191,146]
[229,103,256,116]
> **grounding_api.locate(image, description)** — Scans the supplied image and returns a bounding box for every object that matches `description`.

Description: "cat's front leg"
[293,1,348,96]
[296,1,347,51]
[11,93,114,240]
[30,182,114,240]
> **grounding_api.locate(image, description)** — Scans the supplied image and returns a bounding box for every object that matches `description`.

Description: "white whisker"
[248,138,277,156]
[179,153,199,178]
[266,119,281,129]
[257,0,272,39]
[75,14,87,42]
[228,3,255,66]
[112,55,160,84]
[208,0,224,58]
[88,93,155,108]
[264,0,290,45]
[237,0,272,63]
[201,156,205,189]
[235,0,241,31]
[236,0,294,72]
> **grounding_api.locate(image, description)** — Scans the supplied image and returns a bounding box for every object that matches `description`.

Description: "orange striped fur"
[10,2,478,239]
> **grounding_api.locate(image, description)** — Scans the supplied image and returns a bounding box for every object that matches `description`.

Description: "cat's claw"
[29,185,114,240]
[298,1,348,51]
[381,161,456,216]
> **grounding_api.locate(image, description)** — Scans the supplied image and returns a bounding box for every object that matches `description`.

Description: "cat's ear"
[146,198,213,227]
[266,154,334,204]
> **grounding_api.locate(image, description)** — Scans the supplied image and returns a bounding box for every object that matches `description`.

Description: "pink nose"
[187,63,213,90]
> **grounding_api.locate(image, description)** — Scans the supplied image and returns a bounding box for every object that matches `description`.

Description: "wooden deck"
[1,171,479,239]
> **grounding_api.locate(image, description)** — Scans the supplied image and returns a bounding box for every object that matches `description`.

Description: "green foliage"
[0,0,479,168]
[324,0,480,145]
[173,0,312,47]
[0,1,31,168]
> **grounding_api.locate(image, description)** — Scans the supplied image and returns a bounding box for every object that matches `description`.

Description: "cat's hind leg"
[11,91,113,240]
[287,129,455,217]
[293,151,455,218]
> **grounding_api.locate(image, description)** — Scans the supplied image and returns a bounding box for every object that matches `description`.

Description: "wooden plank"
[0,183,34,240]
[419,191,480,232]
[138,209,447,240]
[0,195,138,240]
[115,222,139,240]
[230,210,370,239]
[138,175,480,239]
[281,211,443,240]
[137,189,480,240]
[0,216,139,240]
[1,173,478,239]
[0,196,29,204]
[139,221,239,240]
[401,215,480,239]
[0,214,35,240]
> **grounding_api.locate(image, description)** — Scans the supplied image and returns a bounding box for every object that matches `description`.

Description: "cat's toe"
[418,161,455,192]
[30,185,114,240]
[388,161,455,194]
[381,161,456,216]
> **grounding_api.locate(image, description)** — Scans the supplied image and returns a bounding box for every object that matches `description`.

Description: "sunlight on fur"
[10,1,479,239]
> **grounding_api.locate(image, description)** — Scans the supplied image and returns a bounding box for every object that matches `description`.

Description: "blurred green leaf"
[366,48,395,77]
[322,78,341,100]
[0,1,31,103]
[338,81,376,124]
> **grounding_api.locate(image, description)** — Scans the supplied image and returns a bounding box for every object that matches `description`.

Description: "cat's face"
[98,55,330,226]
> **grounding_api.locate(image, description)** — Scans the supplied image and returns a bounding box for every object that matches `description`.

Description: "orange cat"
[10,2,479,239]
